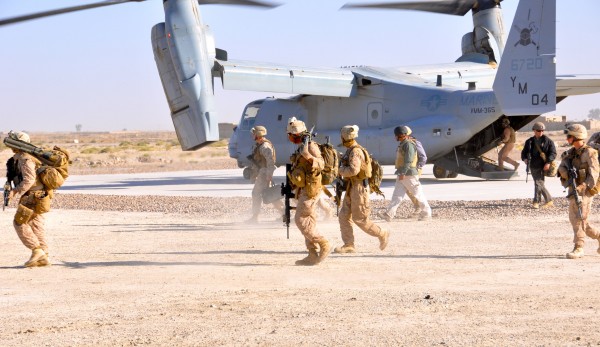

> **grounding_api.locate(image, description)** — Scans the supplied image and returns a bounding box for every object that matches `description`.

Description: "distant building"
[521,115,600,132]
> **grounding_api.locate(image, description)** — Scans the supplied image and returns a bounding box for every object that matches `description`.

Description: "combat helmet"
[501,118,510,126]
[532,122,545,131]
[564,124,588,140]
[287,117,306,135]
[341,125,359,140]
[251,125,267,137]
[394,126,412,136]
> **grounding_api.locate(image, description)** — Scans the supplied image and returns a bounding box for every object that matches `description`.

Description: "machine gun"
[281,163,295,239]
[565,157,584,220]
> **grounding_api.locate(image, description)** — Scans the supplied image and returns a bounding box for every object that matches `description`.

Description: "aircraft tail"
[492,0,556,115]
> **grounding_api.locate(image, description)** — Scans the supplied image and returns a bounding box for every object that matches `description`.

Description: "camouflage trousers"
[251,172,283,217]
[295,189,326,251]
[568,194,599,248]
[339,181,384,245]
[386,175,431,218]
[13,212,47,253]
[498,142,519,168]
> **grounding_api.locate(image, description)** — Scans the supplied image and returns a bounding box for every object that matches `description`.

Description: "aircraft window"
[370,109,379,120]
[433,129,442,137]
[239,106,259,130]
[278,115,282,121]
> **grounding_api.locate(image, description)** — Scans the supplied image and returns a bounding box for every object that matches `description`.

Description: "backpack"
[318,141,339,185]
[4,135,70,190]
[36,146,70,190]
[366,152,384,198]
[355,147,384,198]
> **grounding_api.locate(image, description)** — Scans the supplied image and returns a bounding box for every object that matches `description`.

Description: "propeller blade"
[197,0,280,8]
[342,0,479,16]
[0,0,146,27]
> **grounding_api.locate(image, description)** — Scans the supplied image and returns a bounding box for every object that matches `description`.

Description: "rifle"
[4,157,19,211]
[566,157,584,220]
[525,152,531,183]
[333,177,347,216]
[280,163,295,239]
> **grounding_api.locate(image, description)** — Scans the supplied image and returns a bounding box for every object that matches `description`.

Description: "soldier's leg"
[13,213,41,250]
[568,199,586,249]
[497,146,505,169]
[406,190,420,211]
[250,174,269,219]
[351,185,389,250]
[503,143,519,167]
[317,195,334,219]
[581,196,600,240]
[531,168,543,203]
[385,178,408,218]
[29,214,48,254]
[338,189,355,247]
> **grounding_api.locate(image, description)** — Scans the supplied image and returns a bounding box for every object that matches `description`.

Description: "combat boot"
[295,249,320,266]
[36,254,51,267]
[379,229,390,251]
[532,202,540,209]
[334,244,356,254]
[566,247,584,259]
[24,248,46,268]
[541,201,554,209]
[317,239,331,263]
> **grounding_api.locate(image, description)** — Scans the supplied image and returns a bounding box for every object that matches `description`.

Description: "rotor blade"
[197,0,280,8]
[0,0,145,27]
[342,0,479,16]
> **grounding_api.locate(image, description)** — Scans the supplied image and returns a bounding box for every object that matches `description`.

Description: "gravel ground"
[45,193,588,221]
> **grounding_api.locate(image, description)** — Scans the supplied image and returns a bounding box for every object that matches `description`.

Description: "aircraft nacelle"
[151,0,219,151]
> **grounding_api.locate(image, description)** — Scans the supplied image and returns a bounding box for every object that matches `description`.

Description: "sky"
[0,0,599,133]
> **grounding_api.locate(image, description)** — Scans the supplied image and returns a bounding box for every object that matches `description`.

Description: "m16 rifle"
[566,157,584,220]
[281,163,295,239]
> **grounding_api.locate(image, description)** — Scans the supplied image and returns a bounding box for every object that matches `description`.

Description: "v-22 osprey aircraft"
[2,0,599,180]
[227,0,600,180]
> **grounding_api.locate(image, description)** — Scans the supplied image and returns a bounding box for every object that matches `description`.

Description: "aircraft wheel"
[433,164,448,179]
[447,171,459,178]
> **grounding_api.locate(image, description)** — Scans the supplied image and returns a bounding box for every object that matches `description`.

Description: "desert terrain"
[1,131,600,346]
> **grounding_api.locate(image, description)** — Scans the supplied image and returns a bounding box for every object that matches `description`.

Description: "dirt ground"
[1,210,600,346]
[2,130,600,346]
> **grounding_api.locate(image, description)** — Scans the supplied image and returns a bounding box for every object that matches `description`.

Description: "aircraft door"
[367,102,383,127]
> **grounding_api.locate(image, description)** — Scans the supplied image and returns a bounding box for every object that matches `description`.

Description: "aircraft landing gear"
[432,164,458,179]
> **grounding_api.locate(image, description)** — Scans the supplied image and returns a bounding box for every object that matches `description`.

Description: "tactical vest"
[566,145,597,185]
[252,139,276,169]
[395,140,418,171]
[342,144,371,180]
[289,144,322,198]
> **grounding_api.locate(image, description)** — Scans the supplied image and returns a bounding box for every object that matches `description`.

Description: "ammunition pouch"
[303,171,322,199]
[288,167,306,188]
[19,190,51,215]
[14,204,34,225]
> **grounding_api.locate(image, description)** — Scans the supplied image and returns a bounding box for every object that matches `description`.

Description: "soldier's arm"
[12,157,36,195]
[307,142,324,171]
[547,138,557,162]
[259,143,276,176]
[520,139,530,161]
[339,148,362,178]
[586,133,600,150]
[585,148,599,191]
